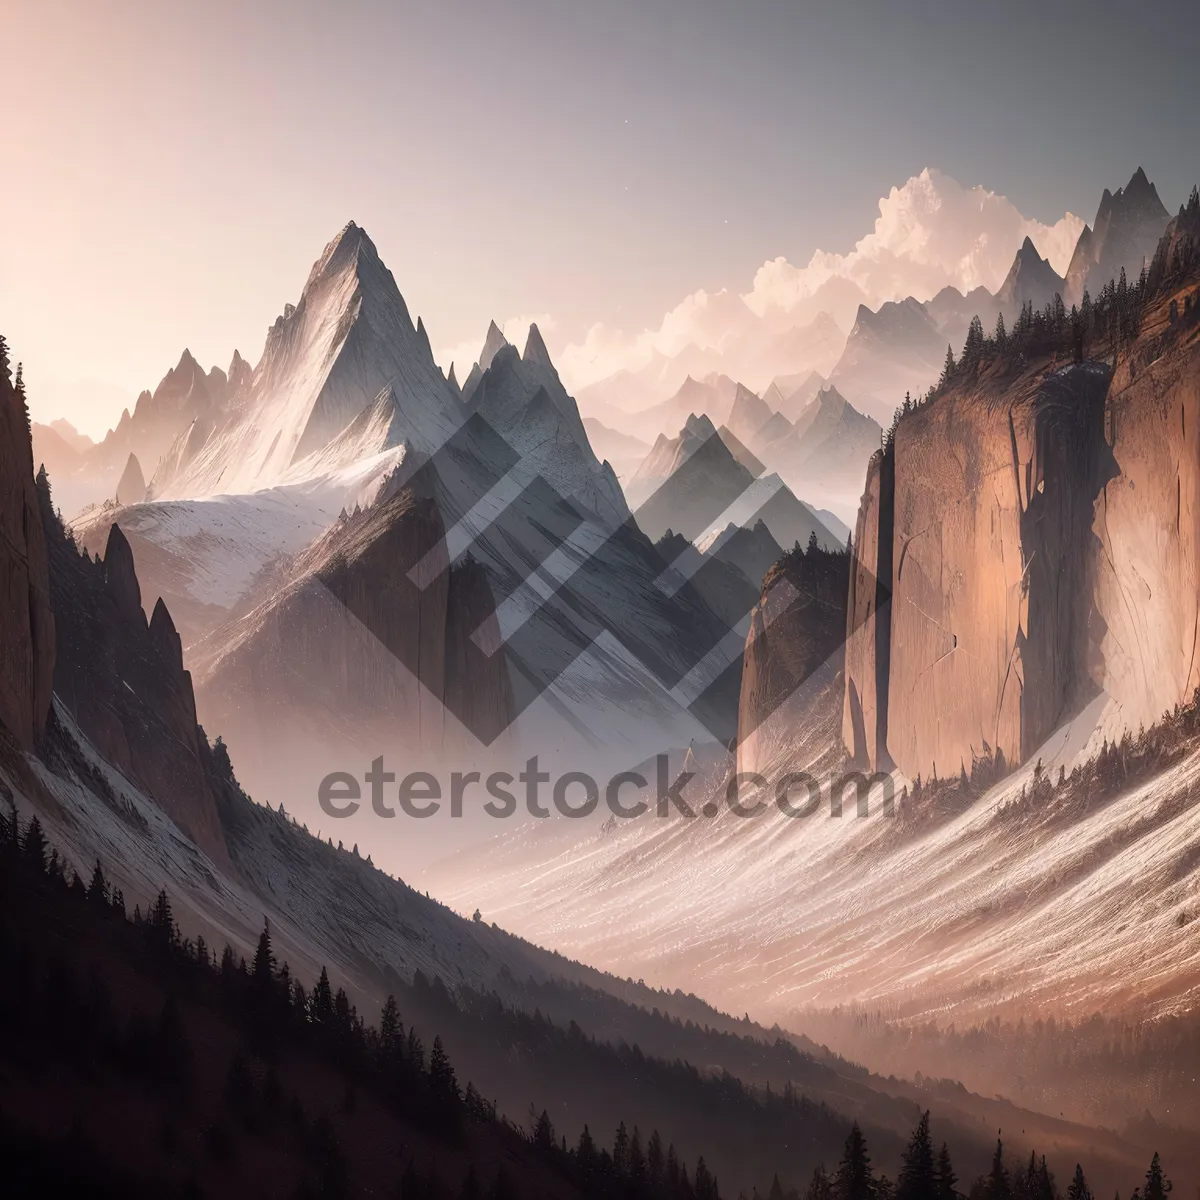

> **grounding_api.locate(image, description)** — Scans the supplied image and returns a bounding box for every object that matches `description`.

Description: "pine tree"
[22,815,47,870]
[648,1130,665,1185]
[935,1144,957,1200]
[938,346,957,391]
[986,1138,1011,1200]
[533,1109,555,1150]
[87,860,108,904]
[149,889,176,945]
[252,920,275,984]
[835,1123,875,1200]
[667,1145,682,1191]
[578,1124,598,1171]
[897,1111,936,1200]
[1067,1165,1092,1200]
[429,1035,460,1104]
[380,995,402,1057]
[1140,1153,1171,1200]
[630,1125,646,1183]
[311,966,334,1025]
[695,1157,718,1200]
[613,1122,631,1177]
[806,1167,834,1200]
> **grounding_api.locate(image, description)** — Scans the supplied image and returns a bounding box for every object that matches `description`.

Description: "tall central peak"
[479,320,509,370]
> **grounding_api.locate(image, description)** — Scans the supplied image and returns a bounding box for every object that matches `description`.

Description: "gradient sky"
[2,0,1197,436]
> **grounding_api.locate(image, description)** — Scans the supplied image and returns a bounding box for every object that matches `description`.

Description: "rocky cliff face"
[0,359,55,751]
[841,229,1200,781]
[1091,272,1200,730]
[738,543,850,775]
[40,502,229,862]
[846,360,1110,780]
[842,448,892,770]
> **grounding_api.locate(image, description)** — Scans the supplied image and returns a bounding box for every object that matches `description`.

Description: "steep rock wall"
[737,545,850,775]
[869,360,1109,780]
[0,364,55,751]
[1092,282,1200,728]
[842,449,892,768]
[42,505,229,862]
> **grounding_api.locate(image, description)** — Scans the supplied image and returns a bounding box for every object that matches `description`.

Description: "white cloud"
[552,168,1083,393]
[743,168,1083,318]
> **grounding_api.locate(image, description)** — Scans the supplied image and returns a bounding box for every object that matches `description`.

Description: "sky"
[2,0,1197,437]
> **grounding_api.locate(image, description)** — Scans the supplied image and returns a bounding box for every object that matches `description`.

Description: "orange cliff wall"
[1092,281,1200,729]
[844,358,1111,781]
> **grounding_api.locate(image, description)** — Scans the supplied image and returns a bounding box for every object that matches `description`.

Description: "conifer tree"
[986,1138,1011,1200]
[631,1125,647,1183]
[935,1144,957,1200]
[533,1108,555,1150]
[311,965,334,1025]
[695,1157,718,1200]
[429,1035,460,1104]
[835,1123,875,1200]
[807,1166,834,1200]
[23,814,47,870]
[648,1130,665,1185]
[938,346,957,390]
[578,1124,598,1171]
[613,1121,631,1177]
[87,860,108,904]
[897,1111,936,1200]
[252,920,275,984]
[1067,1165,1092,1200]
[1140,1153,1171,1200]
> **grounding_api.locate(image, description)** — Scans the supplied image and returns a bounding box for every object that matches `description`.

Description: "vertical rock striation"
[842,448,892,769]
[844,360,1111,781]
[1091,276,1200,729]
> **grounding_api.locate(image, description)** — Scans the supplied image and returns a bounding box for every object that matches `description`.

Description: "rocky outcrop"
[40,503,228,862]
[115,452,147,505]
[738,543,850,773]
[0,358,55,751]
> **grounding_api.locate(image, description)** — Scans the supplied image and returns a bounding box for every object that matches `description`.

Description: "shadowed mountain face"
[829,298,946,423]
[0,357,54,752]
[39,501,230,863]
[706,519,783,588]
[1065,168,1171,304]
[190,487,516,795]
[995,237,1066,317]
[759,385,882,514]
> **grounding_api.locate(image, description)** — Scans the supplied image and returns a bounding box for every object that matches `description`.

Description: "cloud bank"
[551,168,1083,393]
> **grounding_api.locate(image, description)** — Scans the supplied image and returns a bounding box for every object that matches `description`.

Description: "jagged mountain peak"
[522,322,553,369]
[683,411,718,440]
[479,320,509,370]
